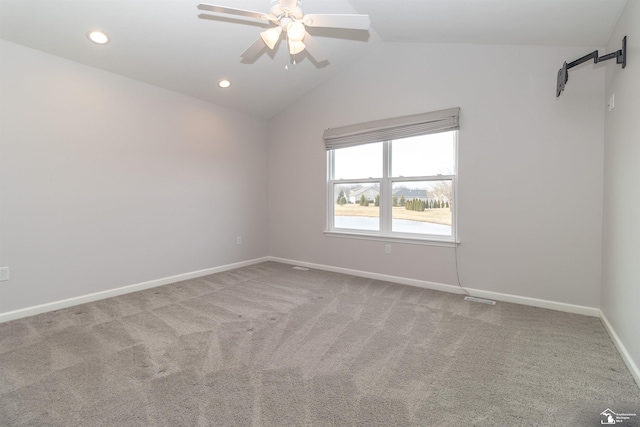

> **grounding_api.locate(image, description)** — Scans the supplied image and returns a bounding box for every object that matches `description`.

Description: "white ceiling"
[0,0,627,119]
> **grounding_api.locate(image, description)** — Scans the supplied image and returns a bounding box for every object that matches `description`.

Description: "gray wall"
[268,42,605,308]
[0,40,270,313]
[602,0,640,380]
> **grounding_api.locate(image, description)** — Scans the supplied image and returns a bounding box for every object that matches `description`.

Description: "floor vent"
[464,296,496,305]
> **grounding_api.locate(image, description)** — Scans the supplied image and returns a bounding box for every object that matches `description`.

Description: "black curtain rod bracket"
[556,36,626,97]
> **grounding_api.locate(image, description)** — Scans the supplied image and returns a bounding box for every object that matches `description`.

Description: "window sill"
[323,230,459,247]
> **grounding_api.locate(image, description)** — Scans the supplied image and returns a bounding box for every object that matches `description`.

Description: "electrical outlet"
[236,236,242,245]
[385,244,391,254]
[0,267,9,281]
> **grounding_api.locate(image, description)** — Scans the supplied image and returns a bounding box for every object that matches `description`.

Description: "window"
[325,108,459,244]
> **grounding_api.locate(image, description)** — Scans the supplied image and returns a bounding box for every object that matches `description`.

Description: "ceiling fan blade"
[301,32,328,63]
[197,3,268,21]
[241,37,266,60]
[303,14,370,30]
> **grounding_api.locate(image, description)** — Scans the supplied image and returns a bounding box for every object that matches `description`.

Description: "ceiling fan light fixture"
[288,39,305,55]
[286,21,306,42]
[260,26,282,50]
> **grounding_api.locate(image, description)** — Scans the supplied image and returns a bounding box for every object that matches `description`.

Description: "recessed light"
[218,79,231,88]
[88,31,110,45]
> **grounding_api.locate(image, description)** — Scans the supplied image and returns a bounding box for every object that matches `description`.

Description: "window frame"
[325,132,459,247]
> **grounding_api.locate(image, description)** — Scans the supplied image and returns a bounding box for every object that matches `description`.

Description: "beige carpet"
[1,261,639,426]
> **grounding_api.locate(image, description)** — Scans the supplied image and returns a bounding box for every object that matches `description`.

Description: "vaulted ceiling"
[0,0,627,118]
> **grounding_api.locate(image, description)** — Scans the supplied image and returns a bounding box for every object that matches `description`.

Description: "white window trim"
[326,134,459,246]
[323,230,460,247]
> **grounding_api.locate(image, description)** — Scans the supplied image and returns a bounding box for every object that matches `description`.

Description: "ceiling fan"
[197,0,370,63]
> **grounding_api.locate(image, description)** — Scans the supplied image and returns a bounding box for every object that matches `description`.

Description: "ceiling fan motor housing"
[270,0,303,20]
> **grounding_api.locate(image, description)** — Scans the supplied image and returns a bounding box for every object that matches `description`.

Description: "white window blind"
[323,107,460,150]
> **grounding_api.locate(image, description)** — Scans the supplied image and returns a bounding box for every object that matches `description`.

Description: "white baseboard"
[2,255,600,322]
[267,256,601,317]
[0,257,270,323]
[458,287,601,317]
[600,311,640,388]
[269,256,466,295]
